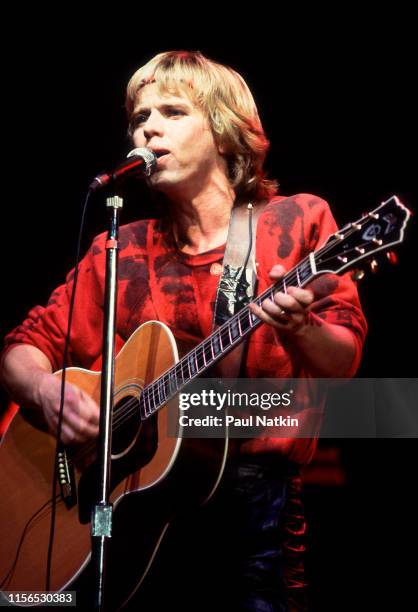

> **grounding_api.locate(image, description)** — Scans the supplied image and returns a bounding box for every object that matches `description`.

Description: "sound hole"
[111,395,141,456]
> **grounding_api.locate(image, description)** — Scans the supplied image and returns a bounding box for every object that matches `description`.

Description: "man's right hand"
[35,373,100,445]
[0,345,100,446]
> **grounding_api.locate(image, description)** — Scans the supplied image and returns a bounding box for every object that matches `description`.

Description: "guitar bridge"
[57,448,77,509]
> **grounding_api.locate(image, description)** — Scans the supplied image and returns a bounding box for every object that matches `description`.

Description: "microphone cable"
[45,187,92,591]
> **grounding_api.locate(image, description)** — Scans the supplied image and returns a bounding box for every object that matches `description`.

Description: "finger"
[60,392,99,439]
[60,424,78,445]
[78,390,100,426]
[261,298,291,320]
[63,411,99,442]
[66,385,100,425]
[286,286,314,306]
[268,264,286,279]
[272,292,305,315]
[250,301,289,328]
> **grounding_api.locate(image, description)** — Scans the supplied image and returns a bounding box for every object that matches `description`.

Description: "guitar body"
[0,321,228,609]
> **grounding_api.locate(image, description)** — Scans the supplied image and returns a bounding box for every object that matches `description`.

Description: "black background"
[1,14,417,610]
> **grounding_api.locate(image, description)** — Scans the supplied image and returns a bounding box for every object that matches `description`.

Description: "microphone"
[89,148,158,192]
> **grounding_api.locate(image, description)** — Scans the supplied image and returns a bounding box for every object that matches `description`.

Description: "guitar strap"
[211,201,267,378]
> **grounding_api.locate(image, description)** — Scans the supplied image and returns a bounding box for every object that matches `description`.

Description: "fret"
[282,277,287,293]
[178,360,186,384]
[168,369,178,395]
[147,386,156,414]
[147,389,155,416]
[158,379,166,404]
[143,395,150,419]
[222,324,233,349]
[139,394,148,419]
[297,258,312,284]
[237,314,243,336]
[163,378,169,401]
[174,368,181,390]
[227,323,233,345]
[201,341,208,367]
[183,355,191,380]
[218,330,224,352]
[155,381,162,406]
[209,335,215,360]
[249,305,259,326]
[212,332,222,357]
[229,317,240,341]
[142,389,149,417]
[202,340,213,367]
[188,352,197,377]
[195,346,206,371]
[150,383,159,412]
[243,310,253,333]
[240,309,252,331]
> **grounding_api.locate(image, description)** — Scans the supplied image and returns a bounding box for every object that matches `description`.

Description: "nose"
[143,109,164,140]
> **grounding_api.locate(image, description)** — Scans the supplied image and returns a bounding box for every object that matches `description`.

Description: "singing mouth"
[155,152,171,166]
[151,149,170,158]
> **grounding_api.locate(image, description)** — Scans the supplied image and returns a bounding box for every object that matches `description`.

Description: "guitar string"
[66,226,379,467]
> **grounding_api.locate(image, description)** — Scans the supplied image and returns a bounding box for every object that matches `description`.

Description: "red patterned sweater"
[3,194,367,462]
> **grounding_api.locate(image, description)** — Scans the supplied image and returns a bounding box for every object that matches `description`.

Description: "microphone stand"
[91,195,123,610]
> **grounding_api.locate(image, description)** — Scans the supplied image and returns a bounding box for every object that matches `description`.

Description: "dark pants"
[128,454,307,611]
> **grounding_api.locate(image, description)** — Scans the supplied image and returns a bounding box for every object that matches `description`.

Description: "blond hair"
[126,51,278,202]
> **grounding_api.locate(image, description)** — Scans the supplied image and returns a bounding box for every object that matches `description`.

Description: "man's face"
[131,83,227,198]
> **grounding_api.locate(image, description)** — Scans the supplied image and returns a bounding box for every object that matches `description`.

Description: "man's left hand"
[249,265,314,336]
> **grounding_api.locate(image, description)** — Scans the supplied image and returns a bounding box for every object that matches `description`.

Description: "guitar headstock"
[314,195,412,276]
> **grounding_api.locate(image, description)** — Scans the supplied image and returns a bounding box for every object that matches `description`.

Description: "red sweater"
[3,194,367,462]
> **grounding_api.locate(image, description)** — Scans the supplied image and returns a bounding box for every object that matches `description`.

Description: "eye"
[130,112,149,129]
[166,107,185,118]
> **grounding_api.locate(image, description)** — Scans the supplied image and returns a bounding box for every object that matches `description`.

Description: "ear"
[211,110,226,155]
[215,132,227,155]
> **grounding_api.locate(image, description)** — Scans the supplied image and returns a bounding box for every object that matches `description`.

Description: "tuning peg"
[351,269,365,281]
[386,251,398,265]
[370,259,378,273]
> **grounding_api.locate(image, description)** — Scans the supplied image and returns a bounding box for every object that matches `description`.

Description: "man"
[1,51,367,610]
